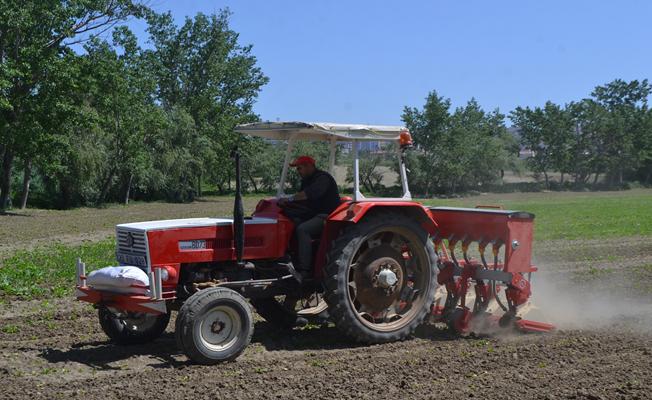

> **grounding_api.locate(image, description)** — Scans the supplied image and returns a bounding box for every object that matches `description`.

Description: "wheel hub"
[377,268,398,288]
[354,254,405,312]
[211,319,226,334]
[198,308,240,351]
[369,259,402,295]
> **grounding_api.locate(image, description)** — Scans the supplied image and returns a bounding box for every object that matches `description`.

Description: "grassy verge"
[0,239,115,300]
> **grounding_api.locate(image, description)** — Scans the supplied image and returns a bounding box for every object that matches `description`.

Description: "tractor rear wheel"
[98,307,170,345]
[324,212,437,343]
[175,287,254,364]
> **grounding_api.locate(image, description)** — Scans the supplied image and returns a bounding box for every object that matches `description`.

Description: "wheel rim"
[196,306,242,352]
[345,226,431,332]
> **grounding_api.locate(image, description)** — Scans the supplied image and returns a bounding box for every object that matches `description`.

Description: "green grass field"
[1,189,650,300]
[422,190,652,240]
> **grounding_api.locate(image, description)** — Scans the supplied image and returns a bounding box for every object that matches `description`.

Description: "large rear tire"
[323,212,437,343]
[98,307,170,345]
[175,287,254,364]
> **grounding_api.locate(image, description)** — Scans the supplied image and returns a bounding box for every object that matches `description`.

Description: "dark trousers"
[295,215,326,271]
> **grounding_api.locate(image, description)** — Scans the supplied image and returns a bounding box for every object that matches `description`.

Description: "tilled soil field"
[1,300,650,400]
[1,238,651,400]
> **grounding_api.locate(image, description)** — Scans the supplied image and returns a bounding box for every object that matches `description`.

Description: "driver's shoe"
[294,316,309,328]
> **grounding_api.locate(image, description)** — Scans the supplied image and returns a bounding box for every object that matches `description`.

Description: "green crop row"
[0,240,115,300]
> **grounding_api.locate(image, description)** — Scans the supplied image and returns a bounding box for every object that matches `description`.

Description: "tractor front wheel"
[98,307,170,345]
[324,212,437,343]
[175,287,254,364]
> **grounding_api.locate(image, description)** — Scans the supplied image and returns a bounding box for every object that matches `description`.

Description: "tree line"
[510,80,652,187]
[1,1,267,209]
[402,79,652,196]
[1,2,651,210]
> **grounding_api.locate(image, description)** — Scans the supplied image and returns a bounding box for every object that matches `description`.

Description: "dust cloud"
[525,270,652,333]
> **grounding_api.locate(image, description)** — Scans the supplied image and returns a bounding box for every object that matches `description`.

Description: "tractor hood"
[116,217,276,232]
[114,216,289,269]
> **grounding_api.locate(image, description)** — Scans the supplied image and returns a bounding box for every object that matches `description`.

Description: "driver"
[278,156,340,279]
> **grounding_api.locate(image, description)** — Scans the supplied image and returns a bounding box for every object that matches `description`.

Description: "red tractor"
[75,122,553,364]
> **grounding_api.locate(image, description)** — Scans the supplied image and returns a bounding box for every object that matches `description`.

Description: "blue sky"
[124,0,652,125]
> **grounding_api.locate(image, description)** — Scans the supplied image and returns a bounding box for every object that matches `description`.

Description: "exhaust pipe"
[231,147,245,267]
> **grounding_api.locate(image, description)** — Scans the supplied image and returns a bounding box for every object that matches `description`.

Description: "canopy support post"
[353,140,364,201]
[278,135,295,196]
[398,145,412,200]
[328,136,337,175]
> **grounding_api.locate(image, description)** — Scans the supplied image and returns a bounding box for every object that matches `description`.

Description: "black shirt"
[300,169,341,216]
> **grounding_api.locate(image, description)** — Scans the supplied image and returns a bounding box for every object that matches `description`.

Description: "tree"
[566,99,609,184]
[150,107,204,202]
[402,92,515,195]
[510,102,575,187]
[145,10,268,194]
[15,50,86,208]
[446,99,512,191]
[80,28,163,206]
[401,91,451,195]
[0,0,148,209]
[240,138,281,193]
[560,80,652,187]
[589,79,651,185]
[345,152,385,194]
[635,109,652,183]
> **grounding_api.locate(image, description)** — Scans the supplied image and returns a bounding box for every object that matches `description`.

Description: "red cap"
[290,155,316,167]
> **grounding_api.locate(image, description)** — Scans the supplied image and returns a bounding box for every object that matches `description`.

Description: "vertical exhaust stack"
[231,148,245,267]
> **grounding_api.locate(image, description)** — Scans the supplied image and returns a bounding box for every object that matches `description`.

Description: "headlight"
[159,268,169,282]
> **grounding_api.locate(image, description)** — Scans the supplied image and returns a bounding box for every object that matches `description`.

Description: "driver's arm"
[280,174,328,204]
[291,191,307,201]
[278,191,306,206]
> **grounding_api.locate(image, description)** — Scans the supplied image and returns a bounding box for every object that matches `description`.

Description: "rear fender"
[328,201,437,234]
[313,202,438,278]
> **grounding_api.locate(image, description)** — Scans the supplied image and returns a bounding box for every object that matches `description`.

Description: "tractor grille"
[115,228,148,268]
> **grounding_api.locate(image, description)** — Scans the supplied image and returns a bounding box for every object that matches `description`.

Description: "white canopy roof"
[234,121,406,142]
